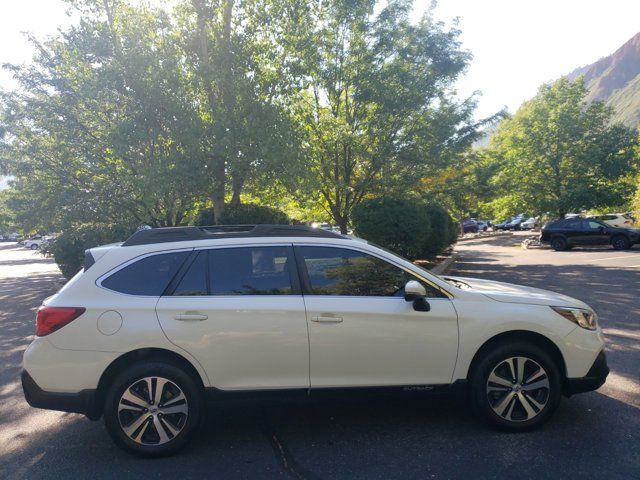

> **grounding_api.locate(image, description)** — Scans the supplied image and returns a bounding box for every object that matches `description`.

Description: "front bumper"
[564,350,609,395]
[21,370,100,420]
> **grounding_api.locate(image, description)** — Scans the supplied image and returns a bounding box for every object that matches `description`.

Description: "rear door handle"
[311,316,343,323]
[174,313,208,321]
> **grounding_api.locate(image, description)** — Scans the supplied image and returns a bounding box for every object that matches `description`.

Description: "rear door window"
[559,218,582,229]
[208,246,294,295]
[102,251,190,296]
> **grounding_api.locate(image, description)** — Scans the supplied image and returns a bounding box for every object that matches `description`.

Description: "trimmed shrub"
[352,198,432,260]
[194,203,290,226]
[352,197,457,261]
[45,224,134,279]
[422,204,458,258]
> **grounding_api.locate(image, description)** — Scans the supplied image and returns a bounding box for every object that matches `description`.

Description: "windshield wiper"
[444,277,471,289]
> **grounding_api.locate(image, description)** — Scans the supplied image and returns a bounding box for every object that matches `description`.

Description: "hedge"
[44,224,135,279]
[352,197,457,261]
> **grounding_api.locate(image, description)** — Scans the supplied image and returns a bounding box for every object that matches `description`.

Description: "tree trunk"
[337,216,348,234]
[192,1,228,223]
[213,0,236,223]
[230,172,244,207]
[212,155,226,224]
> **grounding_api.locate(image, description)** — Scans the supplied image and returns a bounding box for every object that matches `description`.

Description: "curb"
[430,252,458,275]
[456,231,513,242]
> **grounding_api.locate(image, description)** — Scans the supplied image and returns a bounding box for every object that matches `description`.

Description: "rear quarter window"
[101,251,190,296]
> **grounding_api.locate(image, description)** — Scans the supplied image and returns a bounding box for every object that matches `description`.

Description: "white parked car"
[589,213,634,228]
[22,225,608,456]
[521,217,538,230]
[23,234,53,250]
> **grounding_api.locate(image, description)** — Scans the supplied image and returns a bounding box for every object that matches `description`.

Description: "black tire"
[103,361,203,457]
[30,244,38,250]
[469,342,562,431]
[611,235,630,250]
[551,236,568,251]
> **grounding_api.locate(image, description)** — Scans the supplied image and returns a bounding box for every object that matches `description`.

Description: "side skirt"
[205,381,468,403]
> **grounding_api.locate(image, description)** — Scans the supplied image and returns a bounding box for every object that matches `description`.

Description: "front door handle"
[174,313,208,321]
[311,315,343,323]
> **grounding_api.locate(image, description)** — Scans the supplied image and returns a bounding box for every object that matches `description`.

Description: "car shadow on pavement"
[0,257,58,267]
[1,389,638,480]
[0,272,64,419]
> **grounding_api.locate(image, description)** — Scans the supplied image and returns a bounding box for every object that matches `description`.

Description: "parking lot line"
[584,254,639,263]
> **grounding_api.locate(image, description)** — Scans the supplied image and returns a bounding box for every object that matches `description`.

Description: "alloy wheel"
[117,376,188,445]
[486,356,550,422]
[612,237,628,250]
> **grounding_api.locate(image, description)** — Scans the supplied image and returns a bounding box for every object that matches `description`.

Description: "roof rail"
[121,224,346,247]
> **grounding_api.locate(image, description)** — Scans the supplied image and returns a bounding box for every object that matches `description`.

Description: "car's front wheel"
[611,235,630,250]
[470,342,562,431]
[103,361,203,457]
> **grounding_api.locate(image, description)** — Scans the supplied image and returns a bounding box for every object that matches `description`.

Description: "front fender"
[452,299,579,381]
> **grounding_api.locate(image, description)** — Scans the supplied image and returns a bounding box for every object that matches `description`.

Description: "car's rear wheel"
[470,342,562,431]
[104,362,203,457]
[30,244,38,250]
[551,237,568,251]
[611,235,630,250]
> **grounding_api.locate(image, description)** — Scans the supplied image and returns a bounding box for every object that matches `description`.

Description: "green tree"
[488,77,639,217]
[1,0,208,230]
[1,0,482,244]
[292,0,483,232]
[183,0,306,221]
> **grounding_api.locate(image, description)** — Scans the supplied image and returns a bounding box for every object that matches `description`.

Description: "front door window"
[298,246,445,297]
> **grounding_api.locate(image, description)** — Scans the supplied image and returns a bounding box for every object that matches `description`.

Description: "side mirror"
[404,280,430,312]
[404,280,426,301]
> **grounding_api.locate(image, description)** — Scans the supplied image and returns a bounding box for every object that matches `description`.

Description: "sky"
[0,0,639,121]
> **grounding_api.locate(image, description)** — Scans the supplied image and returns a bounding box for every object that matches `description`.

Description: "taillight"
[36,306,86,336]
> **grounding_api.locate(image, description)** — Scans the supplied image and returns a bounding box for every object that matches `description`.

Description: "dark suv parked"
[541,217,640,251]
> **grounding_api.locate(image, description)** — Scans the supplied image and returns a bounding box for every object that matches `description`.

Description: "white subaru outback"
[22,225,608,456]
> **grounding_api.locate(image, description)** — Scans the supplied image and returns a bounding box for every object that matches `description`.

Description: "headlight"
[551,306,597,330]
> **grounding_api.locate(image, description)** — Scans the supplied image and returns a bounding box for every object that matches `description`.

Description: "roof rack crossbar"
[121,224,345,246]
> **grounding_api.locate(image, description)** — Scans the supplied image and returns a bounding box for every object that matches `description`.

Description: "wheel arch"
[550,233,569,244]
[610,233,630,245]
[92,348,206,419]
[466,330,567,382]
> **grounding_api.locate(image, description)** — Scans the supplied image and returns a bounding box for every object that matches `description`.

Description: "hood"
[444,276,589,308]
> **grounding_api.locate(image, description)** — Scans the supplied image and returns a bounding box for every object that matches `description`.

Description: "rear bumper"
[21,370,100,420]
[564,350,609,395]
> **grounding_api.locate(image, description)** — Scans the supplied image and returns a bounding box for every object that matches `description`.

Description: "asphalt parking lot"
[0,236,638,479]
